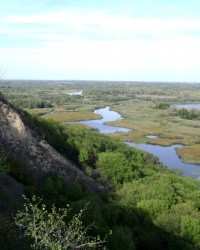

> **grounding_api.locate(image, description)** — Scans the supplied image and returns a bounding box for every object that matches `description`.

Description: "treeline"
[9,94,84,109]
[12,98,53,109]
[1,84,84,109]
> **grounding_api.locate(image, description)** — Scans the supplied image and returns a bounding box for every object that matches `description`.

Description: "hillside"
[0,95,200,250]
[0,99,102,192]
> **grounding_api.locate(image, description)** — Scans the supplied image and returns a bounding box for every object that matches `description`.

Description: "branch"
[0,68,7,79]
[74,239,107,249]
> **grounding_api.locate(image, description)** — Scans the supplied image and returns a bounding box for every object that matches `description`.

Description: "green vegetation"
[2,80,200,163]
[15,196,106,250]
[1,111,200,249]
[43,111,102,122]
[0,90,4,101]
[1,81,200,249]
[0,154,10,176]
[178,108,200,120]
[156,102,170,109]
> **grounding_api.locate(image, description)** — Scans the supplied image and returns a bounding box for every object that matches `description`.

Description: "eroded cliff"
[0,101,102,191]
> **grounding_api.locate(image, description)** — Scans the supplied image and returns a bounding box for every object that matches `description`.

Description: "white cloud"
[2,6,200,80]
[3,8,200,41]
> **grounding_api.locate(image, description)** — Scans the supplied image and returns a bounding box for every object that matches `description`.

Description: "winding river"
[79,106,200,178]
[79,107,131,134]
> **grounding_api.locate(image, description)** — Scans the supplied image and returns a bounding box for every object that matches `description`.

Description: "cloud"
[1,3,200,80]
[2,8,200,44]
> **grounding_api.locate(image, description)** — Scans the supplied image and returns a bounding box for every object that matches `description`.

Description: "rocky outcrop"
[0,101,102,191]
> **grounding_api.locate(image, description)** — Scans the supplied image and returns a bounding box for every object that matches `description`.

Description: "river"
[79,106,200,178]
[79,107,131,134]
[125,142,200,178]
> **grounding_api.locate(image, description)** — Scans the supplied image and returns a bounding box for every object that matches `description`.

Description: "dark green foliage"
[22,112,147,178]
[108,227,136,250]
[15,196,107,250]
[6,156,32,185]
[0,91,4,101]
[22,111,68,154]
[11,98,53,109]
[0,154,10,176]
[33,174,88,207]
[0,214,29,250]
[156,103,170,109]
[179,108,199,120]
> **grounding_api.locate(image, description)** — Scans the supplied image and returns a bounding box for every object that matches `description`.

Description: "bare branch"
[0,68,7,79]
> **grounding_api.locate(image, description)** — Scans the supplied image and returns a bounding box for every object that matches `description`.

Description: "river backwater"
[125,142,200,178]
[174,104,200,109]
[79,106,200,179]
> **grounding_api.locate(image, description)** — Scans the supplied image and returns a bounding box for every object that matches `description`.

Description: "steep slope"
[0,100,102,191]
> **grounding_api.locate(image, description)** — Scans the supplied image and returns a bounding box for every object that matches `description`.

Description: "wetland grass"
[42,111,102,122]
[176,144,200,164]
[7,81,200,164]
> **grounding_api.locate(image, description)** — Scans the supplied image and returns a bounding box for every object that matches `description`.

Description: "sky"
[1,0,200,81]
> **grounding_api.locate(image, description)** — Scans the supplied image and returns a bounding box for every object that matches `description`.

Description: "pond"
[125,142,200,178]
[67,90,83,96]
[79,107,131,134]
[173,104,200,109]
[146,135,158,139]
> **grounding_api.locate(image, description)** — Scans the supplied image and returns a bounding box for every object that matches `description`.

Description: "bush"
[15,196,108,250]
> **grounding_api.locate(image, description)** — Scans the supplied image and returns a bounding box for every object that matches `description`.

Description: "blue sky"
[1,0,200,81]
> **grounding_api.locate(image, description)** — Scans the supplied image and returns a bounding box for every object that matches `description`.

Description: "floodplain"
[1,80,200,164]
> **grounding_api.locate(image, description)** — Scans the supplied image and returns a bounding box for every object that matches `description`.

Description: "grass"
[107,101,200,164]
[42,111,102,122]
[176,145,200,164]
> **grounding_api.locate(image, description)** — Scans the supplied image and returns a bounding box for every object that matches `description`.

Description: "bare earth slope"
[0,101,102,191]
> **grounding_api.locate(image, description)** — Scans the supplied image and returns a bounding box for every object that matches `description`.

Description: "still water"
[80,107,200,178]
[67,90,83,96]
[125,142,200,178]
[79,107,131,134]
[174,104,200,109]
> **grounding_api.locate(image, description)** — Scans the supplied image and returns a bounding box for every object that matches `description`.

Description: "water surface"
[79,107,131,134]
[125,142,200,178]
[174,104,200,109]
[146,135,158,139]
[67,90,83,96]
[79,106,200,178]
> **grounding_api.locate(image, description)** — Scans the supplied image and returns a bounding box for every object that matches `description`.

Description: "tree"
[15,196,108,250]
[0,154,10,176]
